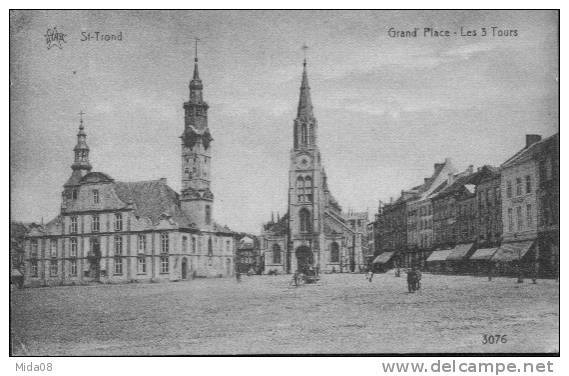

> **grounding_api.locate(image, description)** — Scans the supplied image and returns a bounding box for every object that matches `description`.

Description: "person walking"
[406,266,417,293]
[414,268,422,291]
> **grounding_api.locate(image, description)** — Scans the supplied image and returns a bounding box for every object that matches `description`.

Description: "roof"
[470,247,499,261]
[502,133,559,169]
[238,236,255,249]
[80,171,114,184]
[114,180,191,226]
[491,240,535,262]
[264,213,288,235]
[431,166,496,201]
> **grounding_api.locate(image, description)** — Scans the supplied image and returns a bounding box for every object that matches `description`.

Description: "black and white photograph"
[9,9,559,359]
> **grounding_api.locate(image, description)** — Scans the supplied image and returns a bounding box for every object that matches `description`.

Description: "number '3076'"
[482,334,507,344]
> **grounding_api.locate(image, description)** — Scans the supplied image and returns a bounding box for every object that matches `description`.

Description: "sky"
[10,10,559,233]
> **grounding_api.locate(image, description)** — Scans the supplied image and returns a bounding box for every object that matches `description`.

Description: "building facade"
[22,53,236,287]
[260,60,364,274]
[499,134,559,277]
[405,159,457,266]
[476,168,502,248]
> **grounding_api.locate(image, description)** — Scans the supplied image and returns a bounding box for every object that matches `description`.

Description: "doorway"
[181,258,188,280]
[295,246,313,273]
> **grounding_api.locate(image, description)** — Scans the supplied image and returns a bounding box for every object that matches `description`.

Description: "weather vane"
[78,110,85,125]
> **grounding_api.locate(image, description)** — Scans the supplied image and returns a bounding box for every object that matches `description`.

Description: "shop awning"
[373,251,396,264]
[426,249,453,262]
[491,241,535,262]
[11,269,23,277]
[469,248,498,261]
[447,243,474,261]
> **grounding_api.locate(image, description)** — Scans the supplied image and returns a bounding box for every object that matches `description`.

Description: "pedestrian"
[406,266,417,293]
[366,266,374,282]
[235,270,241,282]
[414,268,422,291]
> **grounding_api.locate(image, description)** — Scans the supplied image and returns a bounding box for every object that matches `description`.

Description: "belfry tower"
[288,56,325,272]
[180,40,214,229]
[63,112,92,202]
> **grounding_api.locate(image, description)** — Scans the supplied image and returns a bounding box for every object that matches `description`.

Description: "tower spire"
[297,44,313,119]
[65,110,92,187]
[193,37,200,80]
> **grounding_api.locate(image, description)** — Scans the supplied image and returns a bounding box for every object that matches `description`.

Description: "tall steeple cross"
[194,37,200,62]
[302,43,309,65]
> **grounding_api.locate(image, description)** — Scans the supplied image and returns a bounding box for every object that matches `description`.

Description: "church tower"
[63,112,92,204]
[288,58,325,272]
[180,42,214,229]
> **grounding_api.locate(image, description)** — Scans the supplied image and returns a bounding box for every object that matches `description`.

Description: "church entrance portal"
[181,258,188,280]
[295,246,314,273]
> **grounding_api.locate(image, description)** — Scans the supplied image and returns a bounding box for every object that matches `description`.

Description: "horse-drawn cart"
[292,268,320,286]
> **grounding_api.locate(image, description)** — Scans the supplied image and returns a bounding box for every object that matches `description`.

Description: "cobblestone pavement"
[10,273,559,355]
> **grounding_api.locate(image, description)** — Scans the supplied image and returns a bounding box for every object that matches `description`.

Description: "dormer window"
[72,189,78,200]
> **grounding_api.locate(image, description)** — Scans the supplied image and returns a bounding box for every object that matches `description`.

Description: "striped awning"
[470,248,498,261]
[373,251,396,264]
[491,241,535,262]
[447,243,474,261]
[426,249,453,262]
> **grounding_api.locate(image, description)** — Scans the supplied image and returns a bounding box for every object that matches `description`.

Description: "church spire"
[297,47,314,119]
[189,37,203,93]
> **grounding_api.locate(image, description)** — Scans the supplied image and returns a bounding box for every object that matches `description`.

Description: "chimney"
[526,134,542,148]
[160,177,167,184]
[390,197,393,204]
[445,157,452,164]
[448,173,454,185]
[468,165,474,174]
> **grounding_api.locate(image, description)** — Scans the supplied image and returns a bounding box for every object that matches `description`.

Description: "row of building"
[11,51,558,286]
[368,133,559,278]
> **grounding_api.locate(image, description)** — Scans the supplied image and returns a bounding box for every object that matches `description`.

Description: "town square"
[10,10,559,356]
[10,273,559,355]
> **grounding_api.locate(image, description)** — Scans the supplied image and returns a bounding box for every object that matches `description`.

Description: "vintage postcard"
[9,10,559,359]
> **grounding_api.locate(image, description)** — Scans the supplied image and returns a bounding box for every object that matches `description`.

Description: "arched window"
[299,208,311,233]
[272,244,281,264]
[296,176,305,202]
[330,242,339,263]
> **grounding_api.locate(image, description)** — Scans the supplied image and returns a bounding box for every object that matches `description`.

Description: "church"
[21,51,236,287]
[260,59,366,274]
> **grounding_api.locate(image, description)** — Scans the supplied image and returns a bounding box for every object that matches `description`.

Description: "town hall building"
[21,52,235,287]
[260,59,365,274]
